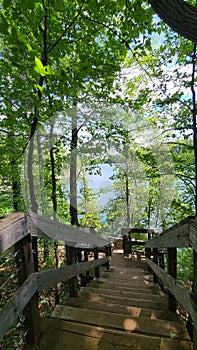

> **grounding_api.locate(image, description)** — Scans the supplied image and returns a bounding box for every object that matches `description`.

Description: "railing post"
[105,245,111,270]
[167,247,177,313]
[145,247,152,271]
[153,248,158,283]
[158,251,165,270]
[94,248,100,278]
[14,234,41,346]
[66,246,78,297]
[84,249,90,278]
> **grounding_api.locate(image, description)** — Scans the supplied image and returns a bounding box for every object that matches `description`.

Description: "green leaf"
[34,56,45,76]
[34,83,44,94]
[27,43,33,52]
[44,65,52,75]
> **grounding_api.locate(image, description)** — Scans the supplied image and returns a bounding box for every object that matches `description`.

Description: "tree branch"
[47,1,85,54]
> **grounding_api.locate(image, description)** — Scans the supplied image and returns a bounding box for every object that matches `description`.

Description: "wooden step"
[84,287,166,301]
[52,305,189,340]
[65,297,182,322]
[39,253,193,350]
[89,279,160,294]
[108,267,147,273]
[40,317,193,350]
[93,277,156,289]
[102,272,146,281]
[78,290,167,310]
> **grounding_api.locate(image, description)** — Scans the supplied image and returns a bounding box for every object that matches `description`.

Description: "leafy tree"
[78,171,103,229]
[0,0,157,224]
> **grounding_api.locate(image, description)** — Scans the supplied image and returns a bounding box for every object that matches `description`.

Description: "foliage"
[0,0,196,289]
[177,248,193,283]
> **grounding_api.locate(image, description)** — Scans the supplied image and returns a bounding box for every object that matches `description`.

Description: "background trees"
[0,0,197,236]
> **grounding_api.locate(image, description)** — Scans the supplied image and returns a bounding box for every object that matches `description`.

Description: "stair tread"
[52,304,189,340]
[39,253,193,350]
[84,286,165,300]
[40,317,193,350]
[93,277,157,289]
[65,297,182,322]
[78,290,168,310]
[90,279,159,293]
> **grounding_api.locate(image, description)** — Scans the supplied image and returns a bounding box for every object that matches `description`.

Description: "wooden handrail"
[0,211,111,346]
[146,216,197,251]
[0,212,28,252]
[147,258,197,328]
[0,274,37,342]
[36,257,110,291]
[145,216,197,345]
[0,256,110,343]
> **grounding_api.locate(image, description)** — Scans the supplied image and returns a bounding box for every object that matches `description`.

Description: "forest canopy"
[0,0,197,235]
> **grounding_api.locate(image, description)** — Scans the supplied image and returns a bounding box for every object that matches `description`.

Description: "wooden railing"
[145,216,197,346]
[0,211,111,347]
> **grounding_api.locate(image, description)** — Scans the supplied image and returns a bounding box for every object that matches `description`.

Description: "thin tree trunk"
[190,41,197,347]
[70,110,79,226]
[37,134,49,261]
[191,43,197,215]
[125,173,130,227]
[11,159,20,211]
[50,122,61,304]
[27,8,48,271]
[147,196,152,227]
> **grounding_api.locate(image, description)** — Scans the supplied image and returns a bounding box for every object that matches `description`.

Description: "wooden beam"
[0,274,37,342]
[189,219,197,253]
[94,248,99,278]
[36,257,110,291]
[28,211,109,249]
[0,212,28,252]
[146,258,197,328]
[66,246,78,297]
[167,248,177,313]
[14,234,41,345]
[146,217,192,248]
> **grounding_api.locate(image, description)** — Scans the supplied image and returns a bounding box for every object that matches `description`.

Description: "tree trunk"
[191,43,197,215]
[28,112,39,271]
[50,124,61,303]
[148,0,197,43]
[125,173,130,227]
[10,133,21,211]
[70,111,79,226]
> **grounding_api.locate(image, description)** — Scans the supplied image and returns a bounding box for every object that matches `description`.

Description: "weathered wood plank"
[36,257,110,291]
[65,297,181,322]
[84,287,165,301]
[89,280,159,294]
[14,234,41,345]
[146,218,191,248]
[78,291,167,310]
[0,212,29,252]
[40,318,193,350]
[147,258,197,328]
[189,219,197,253]
[52,305,189,339]
[0,273,37,342]
[94,276,154,287]
[29,211,110,249]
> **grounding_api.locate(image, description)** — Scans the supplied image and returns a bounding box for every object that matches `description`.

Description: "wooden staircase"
[40,253,193,350]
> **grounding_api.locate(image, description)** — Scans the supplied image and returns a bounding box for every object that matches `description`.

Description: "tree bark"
[149,0,197,43]
[191,43,197,215]
[125,173,130,227]
[70,110,79,226]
